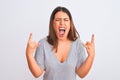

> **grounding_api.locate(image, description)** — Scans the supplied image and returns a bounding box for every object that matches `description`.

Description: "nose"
[60,19,64,25]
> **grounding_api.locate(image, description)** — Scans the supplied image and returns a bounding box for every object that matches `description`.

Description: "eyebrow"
[54,18,69,20]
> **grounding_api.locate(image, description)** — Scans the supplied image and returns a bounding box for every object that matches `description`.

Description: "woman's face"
[53,11,70,40]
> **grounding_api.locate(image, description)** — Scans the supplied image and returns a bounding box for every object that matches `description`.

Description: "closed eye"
[64,18,69,21]
[64,19,69,21]
[54,18,70,21]
[55,18,60,21]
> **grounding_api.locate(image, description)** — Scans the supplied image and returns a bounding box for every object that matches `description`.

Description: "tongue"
[59,30,65,35]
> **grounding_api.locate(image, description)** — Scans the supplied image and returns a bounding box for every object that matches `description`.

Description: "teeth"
[59,27,65,35]
[59,27,65,30]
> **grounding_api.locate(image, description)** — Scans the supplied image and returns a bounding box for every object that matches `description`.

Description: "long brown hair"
[47,6,79,52]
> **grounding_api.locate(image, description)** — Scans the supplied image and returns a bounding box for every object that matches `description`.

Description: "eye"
[64,18,69,21]
[55,18,60,21]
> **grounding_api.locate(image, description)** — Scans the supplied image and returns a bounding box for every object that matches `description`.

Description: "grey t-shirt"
[35,37,86,80]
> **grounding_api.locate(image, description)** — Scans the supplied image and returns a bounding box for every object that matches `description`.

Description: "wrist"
[26,49,34,57]
[88,53,95,60]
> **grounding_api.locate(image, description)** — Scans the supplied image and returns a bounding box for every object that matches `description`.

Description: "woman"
[26,6,95,80]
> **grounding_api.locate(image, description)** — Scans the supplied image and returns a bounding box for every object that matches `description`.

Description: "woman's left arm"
[76,34,95,78]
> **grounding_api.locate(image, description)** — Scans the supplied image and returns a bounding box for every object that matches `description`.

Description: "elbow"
[34,75,40,78]
[32,71,43,78]
[30,68,44,78]
[33,73,41,78]
[76,70,87,79]
[34,74,39,78]
[78,73,86,79]
[79,74,86,79]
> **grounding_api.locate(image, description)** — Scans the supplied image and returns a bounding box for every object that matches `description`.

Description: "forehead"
[54,11,69,18]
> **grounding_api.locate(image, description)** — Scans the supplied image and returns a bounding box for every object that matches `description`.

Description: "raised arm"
[76,34,95,78]
[26,33,44,78]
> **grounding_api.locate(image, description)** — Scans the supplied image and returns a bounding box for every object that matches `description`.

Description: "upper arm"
[35,40,46,70]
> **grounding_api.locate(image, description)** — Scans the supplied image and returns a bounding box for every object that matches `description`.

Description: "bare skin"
[53,11,70,40]
[54,39,72,63]
[76,34,95,78]
[26,11,95,78]
[53,11,71,62]
[26,33,44,78]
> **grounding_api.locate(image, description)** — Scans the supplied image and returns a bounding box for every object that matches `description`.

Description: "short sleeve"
[35,40,45,70]
[76,40,87,69]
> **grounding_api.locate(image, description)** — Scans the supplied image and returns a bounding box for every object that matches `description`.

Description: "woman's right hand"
[26,33,39,55]
[26,33,43,78]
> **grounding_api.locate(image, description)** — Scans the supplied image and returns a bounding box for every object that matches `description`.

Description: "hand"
[26,33,39,55]
[83,34,95,58]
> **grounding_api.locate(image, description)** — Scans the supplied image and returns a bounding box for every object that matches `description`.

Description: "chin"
[58,36,68,40]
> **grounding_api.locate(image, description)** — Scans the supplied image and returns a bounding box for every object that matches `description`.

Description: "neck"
[57,38,71,45]
[58,38,68,42]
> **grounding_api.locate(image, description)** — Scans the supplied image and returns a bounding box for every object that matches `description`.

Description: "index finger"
[91,34,94,43]
[28,33,32,41]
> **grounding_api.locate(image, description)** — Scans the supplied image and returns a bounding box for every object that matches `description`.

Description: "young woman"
[26,6,95,80]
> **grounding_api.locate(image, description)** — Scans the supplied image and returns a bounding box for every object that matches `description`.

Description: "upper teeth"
[59,27,65,30]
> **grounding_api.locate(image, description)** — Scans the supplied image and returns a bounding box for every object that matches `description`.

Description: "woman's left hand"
[83,34,95,58]
[77,34,95,78]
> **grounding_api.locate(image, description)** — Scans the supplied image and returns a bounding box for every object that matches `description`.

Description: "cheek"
[53,23,58,32]
[53,21,59,27]
[67,27,70,33]
[67,23,71,31]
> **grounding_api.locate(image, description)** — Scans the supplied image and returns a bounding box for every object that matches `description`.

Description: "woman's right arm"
[26,33,44,78]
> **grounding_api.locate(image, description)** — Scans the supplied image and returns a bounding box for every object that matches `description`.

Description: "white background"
[0,0,120,80]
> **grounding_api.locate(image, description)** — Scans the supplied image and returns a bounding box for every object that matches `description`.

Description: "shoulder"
[72,37,84,50]
[38,37,47,43]
[73,37,82,45]
[38,37,52,48]
[73,38,86,58]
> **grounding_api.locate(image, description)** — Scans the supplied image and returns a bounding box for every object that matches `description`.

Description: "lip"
[59,26,66,30]
[59,27,66,35]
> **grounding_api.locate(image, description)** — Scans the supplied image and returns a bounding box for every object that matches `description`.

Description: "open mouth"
[59,27,65,35]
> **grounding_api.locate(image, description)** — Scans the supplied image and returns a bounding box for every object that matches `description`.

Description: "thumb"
[82,42,86,47]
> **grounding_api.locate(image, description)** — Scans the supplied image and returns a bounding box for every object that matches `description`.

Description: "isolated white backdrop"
[0,0,120,80]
